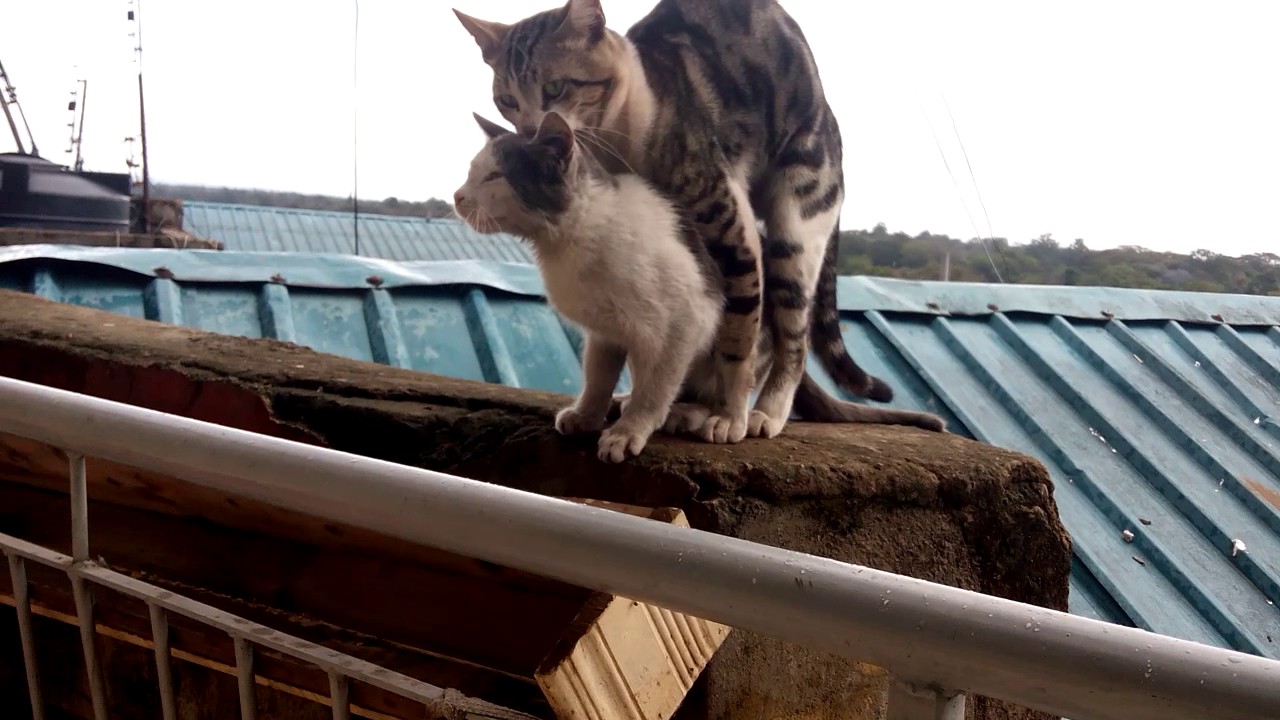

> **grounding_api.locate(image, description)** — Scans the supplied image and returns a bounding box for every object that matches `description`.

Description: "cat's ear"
[534,112,575,166]
[555,0,605,44]
[453,9,510,62]
[473,113,512,140]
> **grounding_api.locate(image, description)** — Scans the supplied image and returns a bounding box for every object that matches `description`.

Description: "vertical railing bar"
[149,603,177,720]
[328,671,351,720]
[70,574,109,720]
[7,553,46,720]
[234,635,257,720]
[68,452,89,562]
[887,680,966,720]
[67,450,108,720]
[936,691,967,720]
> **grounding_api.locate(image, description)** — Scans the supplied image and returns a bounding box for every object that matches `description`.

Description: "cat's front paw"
[746,410,787,438]
[697,411,749,444]
[662,403,711,435]
[597,423,652,463]
[555,405,606,436]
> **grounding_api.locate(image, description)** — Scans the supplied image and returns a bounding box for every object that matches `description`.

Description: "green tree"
[831,225,1278,296]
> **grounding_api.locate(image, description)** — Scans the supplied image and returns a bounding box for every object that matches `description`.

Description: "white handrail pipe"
[0,376,1277,720]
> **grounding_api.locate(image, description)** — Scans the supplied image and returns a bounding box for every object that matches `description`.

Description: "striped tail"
[794,374,946,432]
[809,225,894,403]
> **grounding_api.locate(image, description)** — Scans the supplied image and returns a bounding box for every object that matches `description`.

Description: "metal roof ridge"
[2,245,1278,326]
[837,275,1280,326]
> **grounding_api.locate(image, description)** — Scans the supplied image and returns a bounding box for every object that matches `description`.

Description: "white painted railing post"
[234,636,258,720]
[889,679,966,720]
[6,553,45,720]
[67,451,109,720]
[148,602,178,720]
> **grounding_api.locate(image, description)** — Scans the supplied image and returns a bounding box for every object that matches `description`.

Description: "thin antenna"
[0,58,39,156]
[66,79,88,171]
[128,0,152,232]
[352,0,361,256]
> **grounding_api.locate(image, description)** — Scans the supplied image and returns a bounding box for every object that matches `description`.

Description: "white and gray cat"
[453,111,723,462]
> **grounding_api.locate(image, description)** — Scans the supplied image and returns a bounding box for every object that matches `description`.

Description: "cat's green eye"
[498,95,519,109]
[542,80,566,100]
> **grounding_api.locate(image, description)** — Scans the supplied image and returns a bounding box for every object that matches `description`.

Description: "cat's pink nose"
[453,190,466,206]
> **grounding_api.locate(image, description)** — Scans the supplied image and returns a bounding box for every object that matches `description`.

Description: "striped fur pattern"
[453,111,727,461]
[454,0,946,438]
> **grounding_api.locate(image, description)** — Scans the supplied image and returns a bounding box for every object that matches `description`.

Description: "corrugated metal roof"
[2,244,1278,659]
[181,200,535,264]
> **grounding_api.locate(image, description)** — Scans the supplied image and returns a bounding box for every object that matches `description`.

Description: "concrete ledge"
[0,289,1071,719]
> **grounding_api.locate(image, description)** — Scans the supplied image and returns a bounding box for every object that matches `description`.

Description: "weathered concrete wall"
[0,290,1072,719]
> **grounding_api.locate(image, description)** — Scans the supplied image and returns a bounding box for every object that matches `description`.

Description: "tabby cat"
[453,111,725,462]
[454,0,946,436]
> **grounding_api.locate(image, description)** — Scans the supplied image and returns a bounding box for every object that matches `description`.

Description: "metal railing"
[0,375,1278,720]
[2,530,537,720]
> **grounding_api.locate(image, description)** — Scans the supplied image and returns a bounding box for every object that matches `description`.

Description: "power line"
[943,95,1009,279]
[923,108,1004,283]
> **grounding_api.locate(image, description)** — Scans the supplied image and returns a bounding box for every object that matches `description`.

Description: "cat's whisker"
[572,135,596,167]
[477,207,499,234]
[576,128,638,176]
[579,124,639,168]
[463,205,491,234]
[580,124,633,143]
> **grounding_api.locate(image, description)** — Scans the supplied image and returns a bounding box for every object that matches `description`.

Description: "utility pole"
[128,1,152,232]
[67,79,88,171]
[942,251,951,282]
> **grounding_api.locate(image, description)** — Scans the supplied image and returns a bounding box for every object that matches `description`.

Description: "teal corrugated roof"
[181,200,535,264]
[2,245,1278,659]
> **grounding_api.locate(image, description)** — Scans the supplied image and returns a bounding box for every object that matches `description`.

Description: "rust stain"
[1243,476,1280,510]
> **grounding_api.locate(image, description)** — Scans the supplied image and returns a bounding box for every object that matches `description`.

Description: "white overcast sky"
[4,1,1278,256]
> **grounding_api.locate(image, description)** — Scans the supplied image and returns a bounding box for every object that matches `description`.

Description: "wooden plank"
[536,501,731,720]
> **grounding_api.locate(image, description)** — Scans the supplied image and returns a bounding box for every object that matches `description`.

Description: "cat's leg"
[662,403,712,434]
[748,164,844,438]
[606,392,630,422]
[556,333,628,436]
[616,391,708,436]
[599,333,703,462]
[686,169,765,445]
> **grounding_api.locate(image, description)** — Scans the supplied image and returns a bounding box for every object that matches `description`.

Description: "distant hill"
[153,183,455,220]
[153,184,1280,297]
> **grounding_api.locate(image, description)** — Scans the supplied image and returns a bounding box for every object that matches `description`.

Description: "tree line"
[839,224,1279,296]
[154,183,455,219]
[154,184,1279,297]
